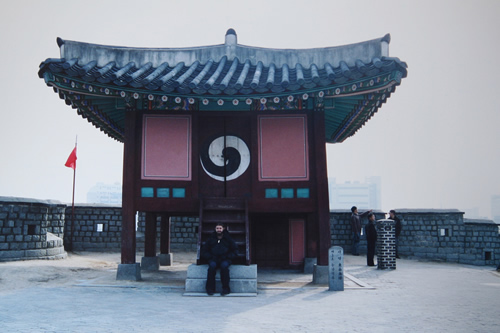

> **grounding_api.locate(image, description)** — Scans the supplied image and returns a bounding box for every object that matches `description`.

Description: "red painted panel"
[289,219,305,265]
[142,115,192,180]
[258,115,309,181]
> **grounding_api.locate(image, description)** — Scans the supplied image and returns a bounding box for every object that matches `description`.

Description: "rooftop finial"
[225,28,237,46]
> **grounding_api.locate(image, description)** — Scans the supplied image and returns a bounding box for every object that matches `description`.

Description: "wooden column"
[160,213,171,255]
[144,212,157,257]
[121,110,137,264]
[313,110,331,266]
[306,212,318,258]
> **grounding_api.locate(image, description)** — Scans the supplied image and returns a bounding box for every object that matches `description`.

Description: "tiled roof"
[38,30,407,143]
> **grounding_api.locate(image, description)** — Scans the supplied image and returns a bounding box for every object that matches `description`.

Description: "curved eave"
[38,33,407,144]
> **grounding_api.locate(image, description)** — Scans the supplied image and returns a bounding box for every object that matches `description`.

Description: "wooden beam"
[144,212,157,257]
[313,111,331,265]
[121,110,138,264]
[160,213,171,254]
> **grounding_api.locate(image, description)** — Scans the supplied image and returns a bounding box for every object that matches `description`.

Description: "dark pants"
[206,260,231,293]
[352,232,360,255]
[367,241,376,266]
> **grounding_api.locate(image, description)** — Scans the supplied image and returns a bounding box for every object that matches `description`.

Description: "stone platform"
[184,264,257,295]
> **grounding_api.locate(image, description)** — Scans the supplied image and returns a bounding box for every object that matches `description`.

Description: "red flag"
[65,147,77,170]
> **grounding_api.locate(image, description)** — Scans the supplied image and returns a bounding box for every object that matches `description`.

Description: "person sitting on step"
[201,223,238,295]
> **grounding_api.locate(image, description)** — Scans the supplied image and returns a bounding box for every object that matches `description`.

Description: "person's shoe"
[221,288,230,296]
[396,256,400,259]
[207,290,214,296]
[353,253,360,256]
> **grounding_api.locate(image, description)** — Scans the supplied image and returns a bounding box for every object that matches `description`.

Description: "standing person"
[389,209,402,258]
[201,223,238,295]
[365,213,378,266]
[350,206,372,256]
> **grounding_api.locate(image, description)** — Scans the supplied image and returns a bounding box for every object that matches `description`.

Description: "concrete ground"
[0,252,499,332]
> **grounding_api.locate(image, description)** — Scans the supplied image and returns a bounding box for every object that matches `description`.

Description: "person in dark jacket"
[365,213,378,266]
[389,209,402,258]
[201,223,238,295]
[350,206,372,255]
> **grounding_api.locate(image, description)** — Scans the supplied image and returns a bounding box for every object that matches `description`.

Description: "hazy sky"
[1,0,499,218]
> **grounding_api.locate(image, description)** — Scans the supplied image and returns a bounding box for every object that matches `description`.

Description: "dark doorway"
[251,214,289,267]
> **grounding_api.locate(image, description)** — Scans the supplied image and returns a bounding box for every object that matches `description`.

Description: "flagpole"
[70,136,77,252]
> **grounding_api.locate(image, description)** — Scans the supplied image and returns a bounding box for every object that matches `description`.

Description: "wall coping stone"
[0,196,66,206]
[464,218,499,225]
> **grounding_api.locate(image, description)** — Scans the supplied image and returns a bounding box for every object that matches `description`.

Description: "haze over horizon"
[1,0,499,219]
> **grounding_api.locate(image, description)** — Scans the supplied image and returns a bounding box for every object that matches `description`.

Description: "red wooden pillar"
[306,212,318,258]
[160,214,171,255]
[313,110,331,266]
[144,212,157,257]
[121,110,137,264]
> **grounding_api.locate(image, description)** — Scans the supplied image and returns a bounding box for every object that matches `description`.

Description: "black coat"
[392,216,402,237]
[201,230,238,263]
[365,221,377,245]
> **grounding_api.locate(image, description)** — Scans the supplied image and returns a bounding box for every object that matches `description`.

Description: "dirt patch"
[0,251,198,293]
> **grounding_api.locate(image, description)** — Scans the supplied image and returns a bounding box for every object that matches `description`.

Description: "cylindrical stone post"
[376,219,396,270]
[328,246,344,291]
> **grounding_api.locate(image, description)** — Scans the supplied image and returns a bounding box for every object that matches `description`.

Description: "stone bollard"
[376,219,396,270]
[328,246,344,291]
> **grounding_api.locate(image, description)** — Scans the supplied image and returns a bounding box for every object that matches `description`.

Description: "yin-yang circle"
[200,135,250,181]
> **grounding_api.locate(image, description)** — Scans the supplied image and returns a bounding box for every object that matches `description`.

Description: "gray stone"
[185,264,257,293]
[0,250,24,259]
[116,263,142,281]
[141,256,160,271]
[304,257,317,274]
[185,278,257,294]
[46,247,65,256]
[328,246,344,291]
[312,264,329,284]
[159,253,173,266]
[26,249,47,257]
[187,264,257,279]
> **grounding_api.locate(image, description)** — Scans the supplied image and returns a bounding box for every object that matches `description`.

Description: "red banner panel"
[258,115,309,181]
[142,115,192,180]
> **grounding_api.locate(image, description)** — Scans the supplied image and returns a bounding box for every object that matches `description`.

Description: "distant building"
[87,182,122,205]
[328,177,381,210]
[491,195,500,223]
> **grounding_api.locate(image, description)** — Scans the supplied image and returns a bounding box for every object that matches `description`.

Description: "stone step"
[187,264,257,278]
[185,264,257,294]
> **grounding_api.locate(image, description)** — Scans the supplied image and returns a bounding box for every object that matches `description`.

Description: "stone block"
[303,257,317,274]
[116,263,142,281]
[185,278,257,294]
[187,264,257,279]
[159,253,173,266]
[0,250,24,259]
[185,264,257,293]
[312,264,329,284]
[26,249,47,257]
[141,256,160,271]
[46,247,65,256]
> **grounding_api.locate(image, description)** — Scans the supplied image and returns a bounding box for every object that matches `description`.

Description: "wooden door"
[198,115,252,198]
[251,215,289,267]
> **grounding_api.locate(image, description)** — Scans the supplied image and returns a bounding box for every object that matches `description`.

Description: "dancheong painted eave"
[38,29,407,143]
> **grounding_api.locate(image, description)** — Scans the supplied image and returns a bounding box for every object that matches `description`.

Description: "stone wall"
[329,210,386,254]
[0,197,66,261]
[65,205,123,251]
[330,209,500,266]
[136,214,198,252]
[2,197,499,267]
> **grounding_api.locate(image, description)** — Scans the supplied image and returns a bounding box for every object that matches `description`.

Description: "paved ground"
[0,252,499,332]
